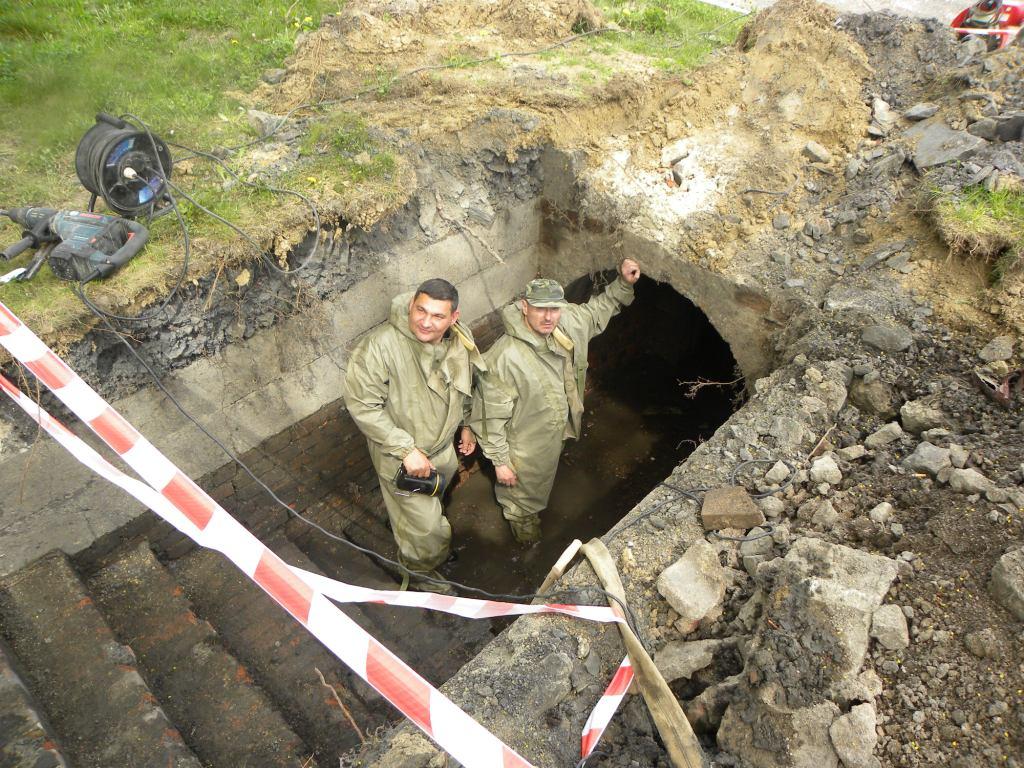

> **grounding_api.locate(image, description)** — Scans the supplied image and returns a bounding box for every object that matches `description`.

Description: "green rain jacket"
[473,277,634,479]
[345,292,486,472]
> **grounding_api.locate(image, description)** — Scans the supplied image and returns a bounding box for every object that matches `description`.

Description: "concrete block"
[700,486,765,531]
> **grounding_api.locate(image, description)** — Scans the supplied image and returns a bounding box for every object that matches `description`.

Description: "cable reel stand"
[74,113,173,218]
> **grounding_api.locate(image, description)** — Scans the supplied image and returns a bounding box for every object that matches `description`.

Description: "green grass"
[590,0,744,71]
[297,111,400,187]
[0,0,338,164]
[934,184,1024,284]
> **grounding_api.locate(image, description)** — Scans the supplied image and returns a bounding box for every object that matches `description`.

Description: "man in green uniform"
[472,259,641,543]
[344,279,484,587]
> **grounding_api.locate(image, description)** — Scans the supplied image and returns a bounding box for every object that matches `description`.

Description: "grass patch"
[932,184,1024,284]
[590,0,744,71]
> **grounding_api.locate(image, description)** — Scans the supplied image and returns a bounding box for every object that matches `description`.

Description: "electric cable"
[124,113,324,276]
[75,189,190,324]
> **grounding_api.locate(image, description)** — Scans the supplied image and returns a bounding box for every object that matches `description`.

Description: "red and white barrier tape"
[0,301,635,764]
[581,657,634,758]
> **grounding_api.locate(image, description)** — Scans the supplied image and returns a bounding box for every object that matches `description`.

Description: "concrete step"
[170,534,389,763]
[0,639,68,768]
[88,542,310,768]
[296,527,495,688]
[0,551,200,768]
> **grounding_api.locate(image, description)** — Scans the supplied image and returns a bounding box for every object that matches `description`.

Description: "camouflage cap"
[524,278,567,308]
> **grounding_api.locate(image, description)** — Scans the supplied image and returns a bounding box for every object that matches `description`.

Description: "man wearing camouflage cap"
[471,259,641,543]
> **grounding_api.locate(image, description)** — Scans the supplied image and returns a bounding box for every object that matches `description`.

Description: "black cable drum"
[75,113,172,216]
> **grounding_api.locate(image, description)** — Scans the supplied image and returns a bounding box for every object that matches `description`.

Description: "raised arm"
[568,258,640,340]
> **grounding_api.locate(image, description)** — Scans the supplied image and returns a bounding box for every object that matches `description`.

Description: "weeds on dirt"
[931,183,1024,283]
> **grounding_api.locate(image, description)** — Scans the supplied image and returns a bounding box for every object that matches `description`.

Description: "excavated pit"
[0,162,767,766]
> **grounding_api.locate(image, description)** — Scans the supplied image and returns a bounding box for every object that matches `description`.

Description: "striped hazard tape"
[0,300,635,764]
[581,657,634,758]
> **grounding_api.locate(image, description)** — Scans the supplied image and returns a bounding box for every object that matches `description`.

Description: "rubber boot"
[508,515,542,544]
[408,569,457,596]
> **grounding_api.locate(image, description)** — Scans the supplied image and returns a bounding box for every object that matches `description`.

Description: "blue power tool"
[1,207,148,283]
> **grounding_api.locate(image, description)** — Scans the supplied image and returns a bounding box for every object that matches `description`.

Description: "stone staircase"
[0,512,495,767]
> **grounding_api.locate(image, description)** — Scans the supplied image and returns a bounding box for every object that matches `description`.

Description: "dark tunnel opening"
[443,273,744,594]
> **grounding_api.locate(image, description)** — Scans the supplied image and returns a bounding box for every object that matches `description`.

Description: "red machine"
[952,0,1024,50]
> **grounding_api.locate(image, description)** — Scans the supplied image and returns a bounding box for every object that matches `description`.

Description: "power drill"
[1,207,148,283]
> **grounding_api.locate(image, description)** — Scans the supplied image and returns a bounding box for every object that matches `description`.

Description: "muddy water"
[443,278,741,595]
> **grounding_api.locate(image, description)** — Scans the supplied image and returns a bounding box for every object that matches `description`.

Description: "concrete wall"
[0,200,540,578]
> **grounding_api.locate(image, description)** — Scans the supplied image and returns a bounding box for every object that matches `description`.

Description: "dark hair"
[414,278,459,311]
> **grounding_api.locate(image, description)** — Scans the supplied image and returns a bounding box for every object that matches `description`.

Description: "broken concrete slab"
[657,539,728,630]
[654,638,723,683]
[829,702,879,768]
[784,538,898,605]
[718,692,841,768]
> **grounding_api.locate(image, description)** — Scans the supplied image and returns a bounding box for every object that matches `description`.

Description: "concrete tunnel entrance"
[441,273,743,595]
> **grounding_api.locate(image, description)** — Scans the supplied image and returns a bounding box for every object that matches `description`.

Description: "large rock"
[785,539,898,605]
[948,467,993,494]
[829,703,879,768]
[979,335,1014,362]
[803,141,832,164]
[656,540,727,628]
[861,323,913,352]
[871,604,910,651]
[849,378,897,419]
[654,639,722,683]
[906,122,986,170]
[990,547,1024,621]
[810,455,842,486]
[996,113,1024,142]
[903,442,951,477]
[900,399,946,434]
[864,422,903,448]
[904,103,938,121]
[701,486,765,531]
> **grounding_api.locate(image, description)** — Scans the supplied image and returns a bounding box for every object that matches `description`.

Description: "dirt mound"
[358,0,603,41]
[264,0,606,112]
[577,0,872,264]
